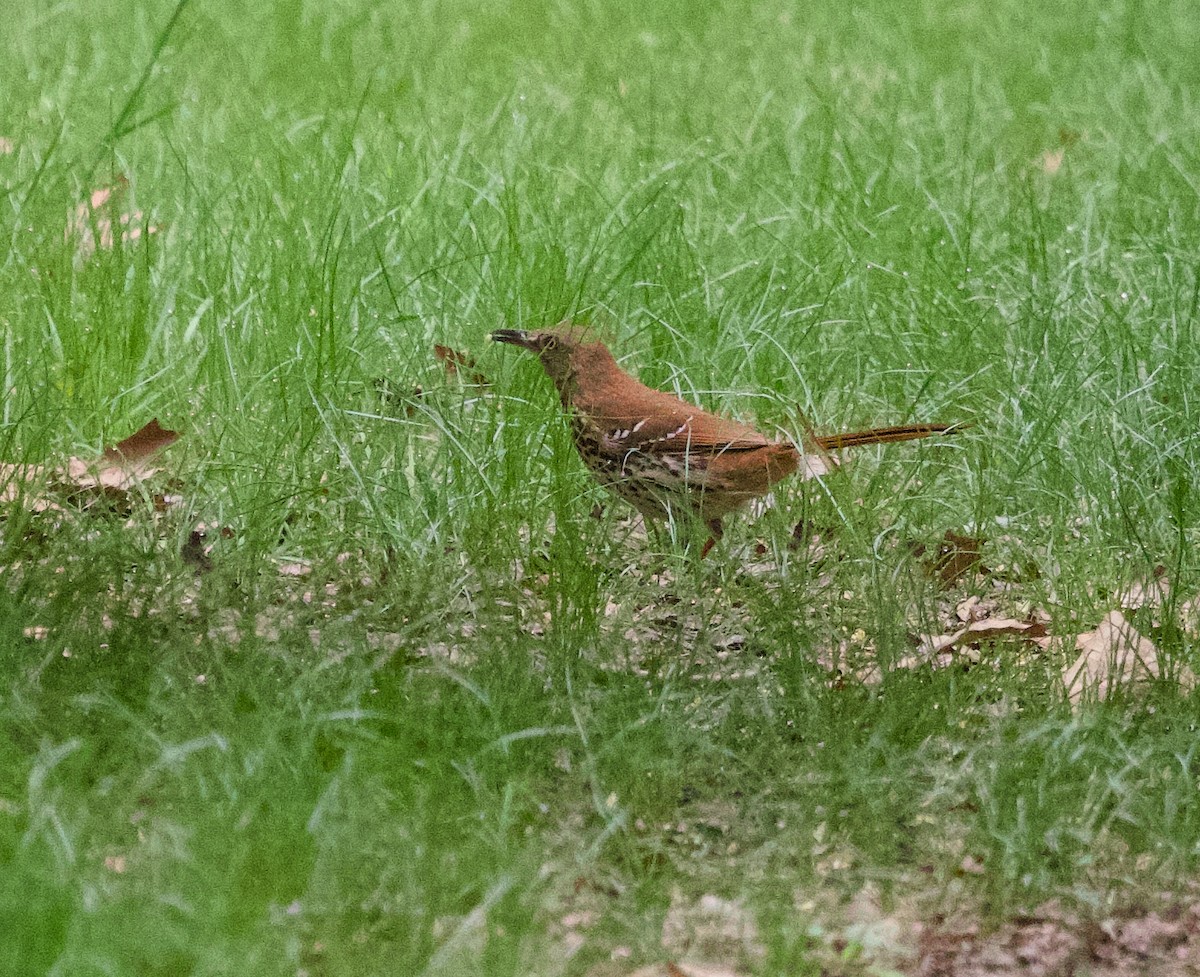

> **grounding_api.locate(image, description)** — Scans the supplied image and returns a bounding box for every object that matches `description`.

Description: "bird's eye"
[542,337,558,351]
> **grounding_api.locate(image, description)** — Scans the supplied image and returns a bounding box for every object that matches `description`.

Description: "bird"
[492,322,961,554]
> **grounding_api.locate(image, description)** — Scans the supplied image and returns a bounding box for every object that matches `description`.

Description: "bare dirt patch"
[918,899,1200,976]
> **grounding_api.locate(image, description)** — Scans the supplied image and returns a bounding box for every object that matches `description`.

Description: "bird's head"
[490,321,612,392]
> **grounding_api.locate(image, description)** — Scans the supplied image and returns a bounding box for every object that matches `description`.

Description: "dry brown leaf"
[910,530,985,587]
[955,595,993,622]
[277,562,312,578]
[1064,610,1196,703]
[104,418,179,464]
[932,530,985,586]
[0,471,64,513]
[67,177,159,260]
[916,616,1048,658]
[669,963,745,977]
[1030,129,1082,178]
[1,419,179,512]
[626,964,745,977]
[0,137,13,155]
[1038,148,1065,175]
[66,418,179,489]
[788,409,842,481]
[795,452,837,480]
[1115,567,1169,611]
[434,344,490,386]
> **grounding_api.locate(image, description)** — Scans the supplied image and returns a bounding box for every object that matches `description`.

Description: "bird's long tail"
[811,423,964,451]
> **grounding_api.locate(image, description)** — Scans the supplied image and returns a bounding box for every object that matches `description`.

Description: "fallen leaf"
[626,964,745,977]
[103,418,178,464]
[955,595,991,622]
[1063,610,1196,703]
[669,964,745,977]
[65,418,179,488]
[1038,148,1065,175]
[795,452,837,480]
[277,562,312,578]
[434,344,490,386]
[1030,128,1080,177]
[1,419,179,512]
[787,410,841,480]
[1115,567,1169,611]
[0,137,12,155]
[910,530,985,587]
[915,616,1048,658]
[67,177,159,260]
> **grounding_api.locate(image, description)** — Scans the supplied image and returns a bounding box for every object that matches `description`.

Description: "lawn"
[3,0,1200,974]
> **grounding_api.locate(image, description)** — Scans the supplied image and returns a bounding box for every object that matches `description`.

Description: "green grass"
[3,0,1200,973]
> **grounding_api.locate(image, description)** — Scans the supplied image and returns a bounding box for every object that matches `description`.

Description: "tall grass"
[2,0,1199,973]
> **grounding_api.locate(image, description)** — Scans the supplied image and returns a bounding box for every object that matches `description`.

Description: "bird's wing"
[587,386,773,458]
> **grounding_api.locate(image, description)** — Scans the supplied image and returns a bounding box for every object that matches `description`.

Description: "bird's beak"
[490,329,538,351]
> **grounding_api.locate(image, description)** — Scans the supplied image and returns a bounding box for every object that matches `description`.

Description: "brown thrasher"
[492,323,960,552]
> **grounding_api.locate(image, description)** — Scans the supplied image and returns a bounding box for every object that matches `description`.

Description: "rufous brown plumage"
[492,323,960,552]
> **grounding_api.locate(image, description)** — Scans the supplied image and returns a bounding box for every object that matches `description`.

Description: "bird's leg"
[700,519,724,559]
